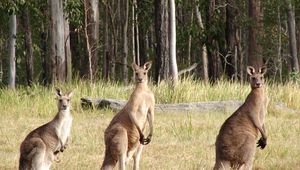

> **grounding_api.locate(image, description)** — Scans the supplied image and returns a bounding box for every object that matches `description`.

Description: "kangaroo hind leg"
[29,138,47,170]
[133,144,143,170]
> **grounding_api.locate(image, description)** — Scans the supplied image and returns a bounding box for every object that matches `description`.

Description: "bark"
[103,2,110,80]
[107,1,117,81]
[195,4,209,83]
[133,0,140,65]
[169,0,178,86]
[225,0,237,80]
[236,29,245,82]
[297,22,300,62]
[8,14,17,89]
[0,31,3,83]
[84,0,94,81]
[297,1,300,58]
[187,9,193,65]
[206,0,221,82]
[132,0,136,65]
[22,7,34,86]
[64,16,72,82]
[121,0,129,84]
[155,0,169,82]
[277,7,282,82]
[285,0,299,72]
[50,0,66,83]
[41,18,49,85]
[248,0,264,70]
[86,0,100,77]
[138,1,150,65]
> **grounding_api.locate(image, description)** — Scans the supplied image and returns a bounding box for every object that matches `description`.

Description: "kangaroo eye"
[135,73,138,76]
[144,72,146,75]
[67,99,70,102]
[59,99,63,102]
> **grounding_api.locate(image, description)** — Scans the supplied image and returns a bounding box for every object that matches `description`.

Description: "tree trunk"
[86,0,100,77]
[169,0,178,86]
[103,2,110,80]
[236,29,245,82]
[206,0,221,82]
[225,0,237,80]
[187,9,193,65]
[50,0,66,83]
[132,0,136,65]
[134,0,140,66]
[108,1,117,81]
[8,14,17,89]
[248,0,264,70]
[22,6,34,86]
[40,18,49,85]
[121,0,129,84]
[296,1,300,59]
[155,0,169,82]
[64,16,72,82]
[285,0,299,72]
[84,0,97,81]
[195,4,208,83]
[0,31,3,83]
[277,7,282,82]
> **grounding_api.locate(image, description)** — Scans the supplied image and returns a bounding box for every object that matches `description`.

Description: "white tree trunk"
[169,0,178,86]
[64,16,72,82]
[195,5,209,83]
[51,0,65,82]
[8,14,17,89]
[84,0,93,81]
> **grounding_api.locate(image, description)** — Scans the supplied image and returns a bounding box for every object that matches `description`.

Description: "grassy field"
[0,79,300,169]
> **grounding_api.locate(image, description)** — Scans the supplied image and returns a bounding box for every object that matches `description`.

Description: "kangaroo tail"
[100,146,118,170]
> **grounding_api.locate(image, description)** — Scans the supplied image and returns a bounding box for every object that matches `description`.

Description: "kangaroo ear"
[132,63,140,71]
[55,87,62,97]
[143,61,152,71]
[247,66,255,75]
[67,91,73,98]
[259,66,267,75]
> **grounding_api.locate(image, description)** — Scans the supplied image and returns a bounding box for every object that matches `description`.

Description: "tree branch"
[178,63,198,76]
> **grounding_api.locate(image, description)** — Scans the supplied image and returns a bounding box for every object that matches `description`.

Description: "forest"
[1,0,300,169]
[0,0,300,87]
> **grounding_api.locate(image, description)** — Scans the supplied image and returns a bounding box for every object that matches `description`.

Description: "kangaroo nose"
[62,105,67,109]
[256,83,261,87]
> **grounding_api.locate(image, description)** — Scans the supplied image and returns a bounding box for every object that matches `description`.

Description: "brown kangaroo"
[100,61,155,170]
[214,66,268,170]
[19,88,73,170]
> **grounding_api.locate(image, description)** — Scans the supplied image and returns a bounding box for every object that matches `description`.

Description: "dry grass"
[0,79,299,169]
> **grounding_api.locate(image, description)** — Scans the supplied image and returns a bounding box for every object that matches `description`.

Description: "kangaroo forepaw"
[257,137,267,149]
[140,135,151,145]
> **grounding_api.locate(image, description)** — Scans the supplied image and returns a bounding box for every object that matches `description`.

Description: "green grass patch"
[0,79,299,169]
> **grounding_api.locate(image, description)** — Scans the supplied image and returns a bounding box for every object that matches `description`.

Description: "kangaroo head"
[247,66,267,89]
[55,88,73,111]
[131,61,152,84]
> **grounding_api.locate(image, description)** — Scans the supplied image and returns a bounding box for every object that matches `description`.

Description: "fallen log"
[81,97,297,113]
[81,97,244,113]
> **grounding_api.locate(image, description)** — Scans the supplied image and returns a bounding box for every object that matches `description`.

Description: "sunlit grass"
[0,78,299,169]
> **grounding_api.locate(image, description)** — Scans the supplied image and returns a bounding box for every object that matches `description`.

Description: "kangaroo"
[100,61,155,170]
[19,88,73,170]
[214,66,268,170]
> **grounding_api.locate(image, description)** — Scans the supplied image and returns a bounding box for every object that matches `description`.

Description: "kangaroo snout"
[62,104,67,110]
[255,83,261,87]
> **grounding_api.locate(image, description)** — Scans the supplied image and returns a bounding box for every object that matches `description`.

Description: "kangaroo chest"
[57,116,73,145]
